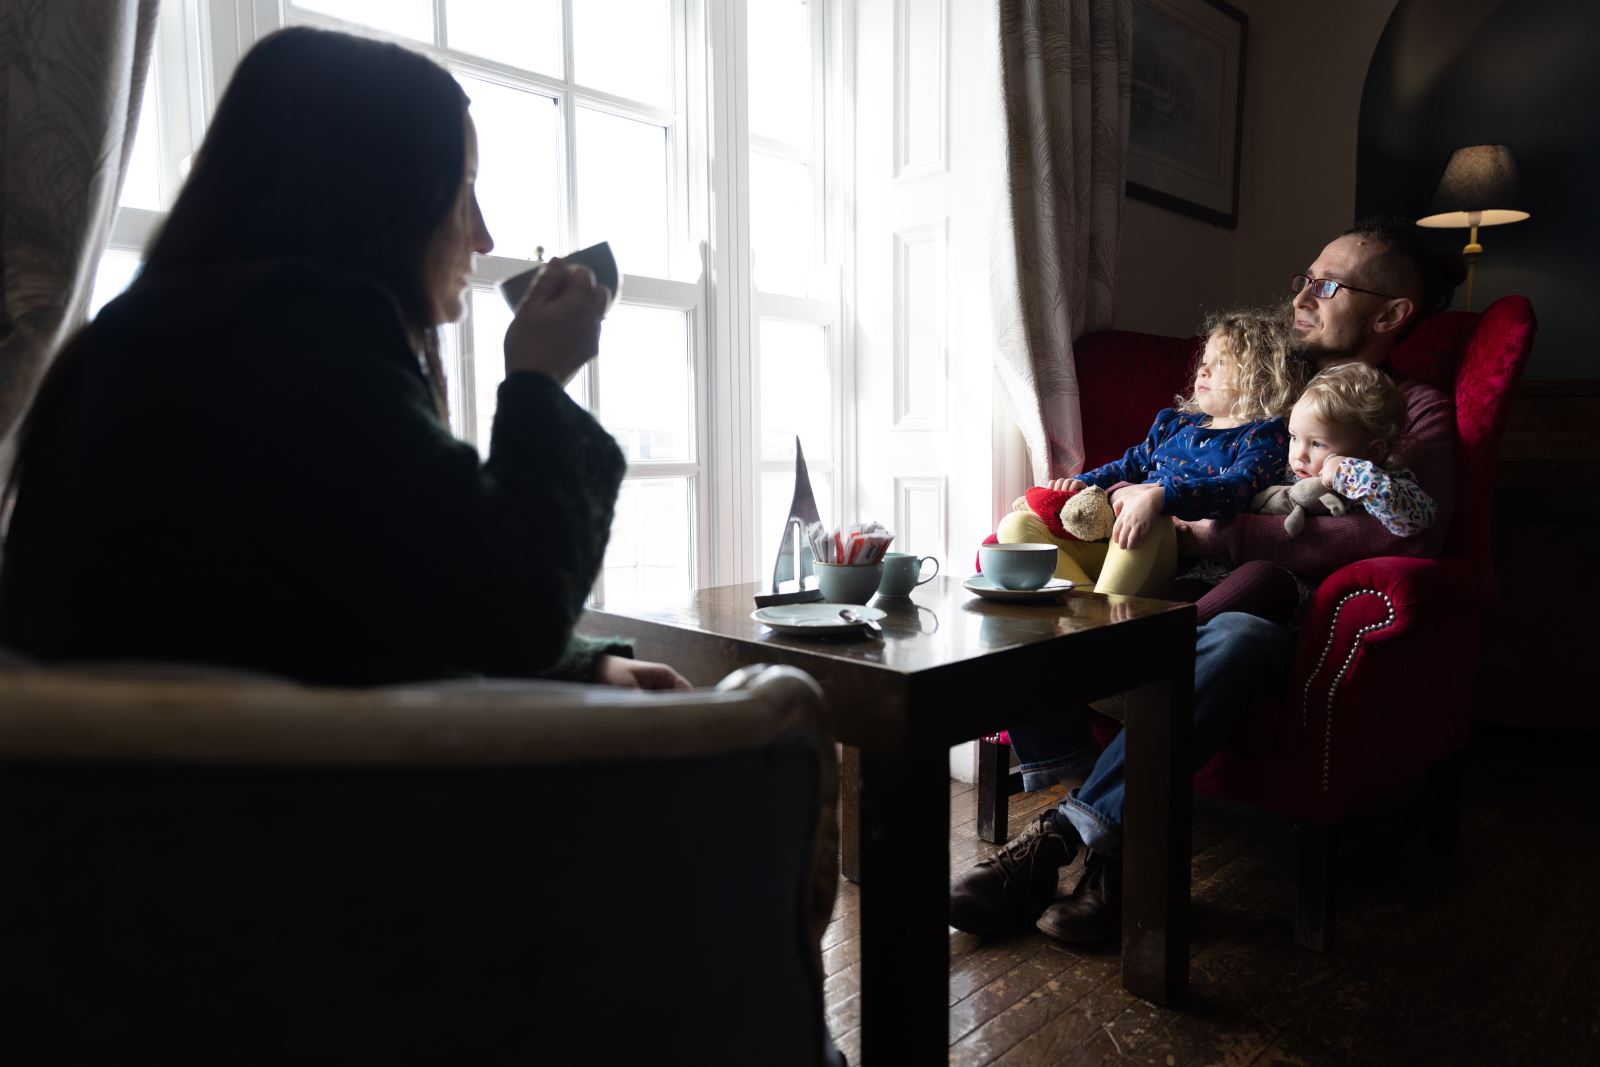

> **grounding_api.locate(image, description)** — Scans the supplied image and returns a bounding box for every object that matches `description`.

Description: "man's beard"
[1290,307,1379,369]
[1290,335,1364,367]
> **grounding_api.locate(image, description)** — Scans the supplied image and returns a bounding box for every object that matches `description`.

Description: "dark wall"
[1356,0,1599,378]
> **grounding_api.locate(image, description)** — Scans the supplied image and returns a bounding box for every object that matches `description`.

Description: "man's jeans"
[1006,611,1297,855]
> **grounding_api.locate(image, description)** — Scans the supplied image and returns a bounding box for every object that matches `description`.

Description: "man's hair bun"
[1344,218,1463,323]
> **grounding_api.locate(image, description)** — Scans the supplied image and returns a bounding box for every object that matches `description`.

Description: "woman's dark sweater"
[0,261,628,685]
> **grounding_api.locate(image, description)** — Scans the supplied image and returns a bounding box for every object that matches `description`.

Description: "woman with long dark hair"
[0,27,686,689]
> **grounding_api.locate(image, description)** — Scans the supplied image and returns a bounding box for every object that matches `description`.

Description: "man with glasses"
[949,221,1466,944]
[1175,221,1466,574]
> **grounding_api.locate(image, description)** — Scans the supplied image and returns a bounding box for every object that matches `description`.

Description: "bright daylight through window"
[95,0,844,609]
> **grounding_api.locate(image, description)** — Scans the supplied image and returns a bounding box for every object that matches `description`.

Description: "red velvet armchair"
[976,295,1538,949]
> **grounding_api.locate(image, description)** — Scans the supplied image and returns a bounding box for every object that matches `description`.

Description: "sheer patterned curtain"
[991,0,1131,483]
[0,0,160,474]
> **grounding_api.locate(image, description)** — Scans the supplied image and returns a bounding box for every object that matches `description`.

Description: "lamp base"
[1461,224,1482,312]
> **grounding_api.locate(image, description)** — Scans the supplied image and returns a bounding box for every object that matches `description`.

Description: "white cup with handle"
[498,241,621,312]
[876,552,939,597]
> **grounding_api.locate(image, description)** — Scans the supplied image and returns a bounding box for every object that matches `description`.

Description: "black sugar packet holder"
[497,241,621,312]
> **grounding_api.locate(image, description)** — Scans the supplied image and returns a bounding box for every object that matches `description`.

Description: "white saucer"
[752,603,888,635]
[962,575,1074,602]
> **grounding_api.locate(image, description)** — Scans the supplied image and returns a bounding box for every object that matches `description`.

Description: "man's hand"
[1319,454,1349,489]
[1172,517,1217,556]
[1046,477,1088,492]
[1109,483,1165,550]
[595,655,692,690]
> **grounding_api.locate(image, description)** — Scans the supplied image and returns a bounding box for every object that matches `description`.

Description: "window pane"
[292,0,433,42]
[120,60,161,210]
[437,321,464,438]
[446,0,562,77]
[759,468,832,587]
[565,366,589,409]
[572,0,673,107]
[468,287,512,447]
[596,304,691,461]
[759,318,829,461]
[602,477,693,607]
[575,108,670,278]
[466,288,591,441]
[749,151,814,295]
[748,0,812,144]
[88,249,143,318]
[458,74,562,263]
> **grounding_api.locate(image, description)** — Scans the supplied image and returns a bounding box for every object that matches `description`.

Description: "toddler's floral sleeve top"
[1329,459,1436,537]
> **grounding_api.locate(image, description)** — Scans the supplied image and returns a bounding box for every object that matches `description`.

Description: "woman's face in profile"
[422,113,493,325]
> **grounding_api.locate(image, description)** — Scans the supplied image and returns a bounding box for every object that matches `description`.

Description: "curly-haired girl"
[997,308,1305,597]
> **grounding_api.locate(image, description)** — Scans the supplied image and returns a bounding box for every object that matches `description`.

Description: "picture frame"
[1126,0,1248,229]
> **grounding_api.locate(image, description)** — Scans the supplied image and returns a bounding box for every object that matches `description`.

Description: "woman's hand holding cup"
[503,257,610,387]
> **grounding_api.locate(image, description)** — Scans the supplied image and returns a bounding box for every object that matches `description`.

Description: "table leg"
[1120,676,1192,1005]
[857,745,949,1064]
[840,745,861,883]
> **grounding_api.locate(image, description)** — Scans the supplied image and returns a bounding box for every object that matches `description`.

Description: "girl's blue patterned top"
[1079,409,1288,521]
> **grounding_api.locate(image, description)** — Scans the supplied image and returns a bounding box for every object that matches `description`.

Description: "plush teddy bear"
[1058,485,1115,541]
[1009,484,1116,542]
[1250,478,1347,537]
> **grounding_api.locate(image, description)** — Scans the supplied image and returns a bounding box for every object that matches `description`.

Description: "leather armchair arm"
[0,661,828,766]
[1290,556,1475,802]
[1296,556,1462,719]
[1299,555,1458,655]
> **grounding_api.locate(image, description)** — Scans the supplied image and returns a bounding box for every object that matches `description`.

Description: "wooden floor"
[820,726,1600,1066]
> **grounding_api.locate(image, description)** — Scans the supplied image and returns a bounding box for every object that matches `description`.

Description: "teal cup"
[814,561,885,604]
[876,553,939,597]
[978,543,1058,591]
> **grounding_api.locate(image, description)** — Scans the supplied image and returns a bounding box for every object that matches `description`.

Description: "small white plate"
[963,575,1075,603]
[751,603,888,635]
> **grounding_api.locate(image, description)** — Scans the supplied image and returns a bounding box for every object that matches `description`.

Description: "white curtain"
[990,0,1132,483]
[0,0,160,475]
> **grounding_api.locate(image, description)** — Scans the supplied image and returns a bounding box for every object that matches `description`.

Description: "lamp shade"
[1416,145,1530,228]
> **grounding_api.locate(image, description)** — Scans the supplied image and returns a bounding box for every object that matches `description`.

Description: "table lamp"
[1416,144,1529,311]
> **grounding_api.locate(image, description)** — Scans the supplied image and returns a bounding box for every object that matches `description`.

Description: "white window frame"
[104,1,207,259]
[715,0,855,586]
[106,0,855,599]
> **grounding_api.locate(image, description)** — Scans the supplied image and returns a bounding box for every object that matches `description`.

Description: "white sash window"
[92,0,853,607]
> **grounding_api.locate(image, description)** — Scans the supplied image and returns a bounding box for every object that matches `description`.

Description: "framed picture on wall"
[1126,0,1247,229]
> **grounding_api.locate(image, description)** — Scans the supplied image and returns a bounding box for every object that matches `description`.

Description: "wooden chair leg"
[976,739,1010,844]
[1426,751,1462,853]
[1295,821,1337,952]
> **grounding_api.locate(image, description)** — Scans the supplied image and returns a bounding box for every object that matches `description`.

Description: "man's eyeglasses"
[1291,274,1397,301]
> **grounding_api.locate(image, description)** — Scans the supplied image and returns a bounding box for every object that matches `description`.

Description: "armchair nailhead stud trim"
[1302,589,1396,793]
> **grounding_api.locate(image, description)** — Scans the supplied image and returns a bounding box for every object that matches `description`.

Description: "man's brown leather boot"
[1035,848,1121,944]
[950,812,1080,936]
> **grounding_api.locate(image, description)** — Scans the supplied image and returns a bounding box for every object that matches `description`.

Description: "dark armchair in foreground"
[0,657,839,1065]
[978,294,1538,950]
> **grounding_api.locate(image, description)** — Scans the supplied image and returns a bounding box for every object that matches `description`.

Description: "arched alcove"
[1356,0,1600,378]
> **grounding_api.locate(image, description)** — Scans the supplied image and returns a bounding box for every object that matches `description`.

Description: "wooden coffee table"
[582,577,1194,1063]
